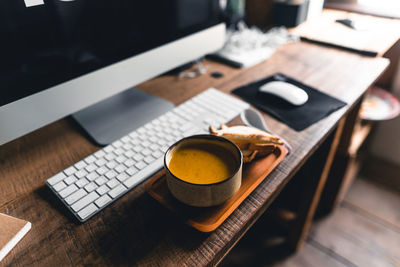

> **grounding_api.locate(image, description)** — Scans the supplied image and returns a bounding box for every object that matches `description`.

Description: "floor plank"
[219,211,347,267]
[273,242,347,267]
[308,205,400,267]
[343,177,400,231]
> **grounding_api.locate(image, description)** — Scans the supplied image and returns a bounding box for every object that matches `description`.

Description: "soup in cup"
[164,135,242,207]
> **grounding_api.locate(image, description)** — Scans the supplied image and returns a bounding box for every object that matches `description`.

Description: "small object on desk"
[232,73,347,131]
[240,108,292,153]
[259,80,309,106]
[0,213,31,262]
[335,19,356,29]
[178,59,207,79]
[210,71,224,78]
[209,124,283,162]
[207,22,299,68]
[164,135,242,207]
[360,87,400,121]
[335,18,371,31]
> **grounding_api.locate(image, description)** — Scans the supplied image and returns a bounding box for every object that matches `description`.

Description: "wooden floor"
[220,172,400,266]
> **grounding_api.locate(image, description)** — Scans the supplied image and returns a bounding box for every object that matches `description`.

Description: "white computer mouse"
[259,81,309,106]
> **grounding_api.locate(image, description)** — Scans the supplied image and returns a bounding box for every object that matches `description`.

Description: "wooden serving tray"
[145,145,287,232]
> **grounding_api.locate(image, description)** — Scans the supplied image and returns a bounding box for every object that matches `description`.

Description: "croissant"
[209,124,284,163]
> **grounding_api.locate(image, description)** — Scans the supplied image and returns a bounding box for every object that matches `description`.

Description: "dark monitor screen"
[0,0,221,106]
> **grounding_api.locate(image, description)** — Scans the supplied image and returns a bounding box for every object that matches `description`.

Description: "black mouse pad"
[232,73,347,131]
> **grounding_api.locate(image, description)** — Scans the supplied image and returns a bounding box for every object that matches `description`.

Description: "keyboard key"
[133,154,144,162]
[96,185,110,195]
[65,189,87,205]
[95,176,107,186]
[152,150,164,159]
[108,184,127,199]
[122,144,132,151]
[106,160,118,170]
[106,178,119,189]
[141,148,152,156]
[71,191,99,212]
[64,166,77,176]
[75,170,88,179]
[85,164,97,173]
[183,127,201,137]
[142,141,151,147]
[116,173,129,182]
[104,146,114,153]
[77,203,98,220]
[124,159,135,167]
[138,134,147,141]
[86,172,99,181]
[144,155,155,164]
[121,136,131,143]
[95,195,112,208]
[113,148,124,155]
[47,172,66,186]
[133,146,143,153]
[59,184,78,198]
[149,144,159,151]
[95,158,107,167]
[104,153,116,161]
[165,135,175,142]
[76,178,89,188]
[94,150,106,158]
[130,138,140,145]
[84,182,97,193]
[126,167,138,176]
[124,150,135,158]
[129,132,138,139]
[149,136,158,143]
[160,145,169,152]
[96,167,108,175]
[53,181,67,192]
[105,170,117,179]
[64,176,78,185]
[84,155,96,164]
[115,164,127,174]
[157,139,167,146]
[112,140,123,148]
[75,161,87,170]
[115,155,127,164]
[135,161,147,170]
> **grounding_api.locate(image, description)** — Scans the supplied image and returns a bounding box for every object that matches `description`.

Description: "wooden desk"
[291,9,400,57]
[0,41,388,266]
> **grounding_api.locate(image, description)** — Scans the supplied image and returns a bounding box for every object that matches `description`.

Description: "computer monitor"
[0,0,225,145]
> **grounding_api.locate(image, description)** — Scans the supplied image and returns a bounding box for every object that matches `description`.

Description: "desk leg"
[318,99,364,215]
[287,118,345,250]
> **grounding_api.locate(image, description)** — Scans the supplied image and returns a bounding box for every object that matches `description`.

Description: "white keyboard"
[46,88,249,222]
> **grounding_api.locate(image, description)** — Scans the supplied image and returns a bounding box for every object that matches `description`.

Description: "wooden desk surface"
[291,9,400,57]
[0,42,388,266]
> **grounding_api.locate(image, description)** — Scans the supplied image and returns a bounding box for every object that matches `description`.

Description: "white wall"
[306,0,325,20]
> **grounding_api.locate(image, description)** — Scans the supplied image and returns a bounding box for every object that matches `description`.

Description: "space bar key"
[123,158,164,188]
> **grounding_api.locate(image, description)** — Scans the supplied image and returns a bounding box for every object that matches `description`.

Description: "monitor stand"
[72,88,174,146]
